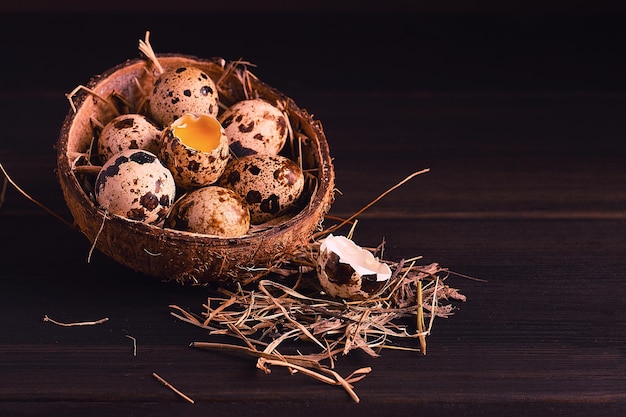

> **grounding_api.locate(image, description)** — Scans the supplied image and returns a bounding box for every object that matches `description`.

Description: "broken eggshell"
[317,234,392,300]
[159,113,230,190]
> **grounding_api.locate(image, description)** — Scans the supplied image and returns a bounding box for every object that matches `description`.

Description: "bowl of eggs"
[57,39,335,284]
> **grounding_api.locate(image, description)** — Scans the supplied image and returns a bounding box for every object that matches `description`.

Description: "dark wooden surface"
[1,9,626,417]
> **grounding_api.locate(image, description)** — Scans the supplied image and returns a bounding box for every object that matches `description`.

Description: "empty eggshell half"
[317,234,392,300]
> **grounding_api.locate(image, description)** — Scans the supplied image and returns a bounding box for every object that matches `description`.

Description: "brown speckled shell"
[218,154,305,224]
[148,66,219,126]
[316,249,386,300]
[164,186,250,237]
[96,113,162,164]
[57,55,335,284]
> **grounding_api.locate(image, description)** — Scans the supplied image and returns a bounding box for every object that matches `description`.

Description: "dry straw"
[170,258,466,402]
[152,372,195,404]
[42,315,109,327]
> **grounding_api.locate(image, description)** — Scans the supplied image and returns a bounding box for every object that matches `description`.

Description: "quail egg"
[95,149,176,224]
[96,113,161,164]
[149,66,219,127]
[159,113,230,190]
[219,98,289,157]
[165,186,250,237]
[218,154,305,224]
[317,234,392,300]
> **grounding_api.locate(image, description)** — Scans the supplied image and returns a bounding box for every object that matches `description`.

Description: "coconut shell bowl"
[57,53,335,285]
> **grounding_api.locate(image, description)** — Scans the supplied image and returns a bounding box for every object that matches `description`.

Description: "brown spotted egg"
[95,149,176,224]
[97,113,161,164]
[159,113,230,190]
[164,186,250,237]
[149,66,219,127]
[218,154,305,224]
[218,98,289,157]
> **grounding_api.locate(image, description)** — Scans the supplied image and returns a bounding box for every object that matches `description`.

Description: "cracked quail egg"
[219,98,289,157]
[159,113,230,190]
[149,66,219,127]
[96,113,161,164]
[218,154,304,224]
[164,186,250,237]
[95,149,176,224]
[317,234,392,300]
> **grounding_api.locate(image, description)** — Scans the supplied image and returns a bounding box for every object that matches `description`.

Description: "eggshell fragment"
[94,149,176,224]
[159,113,230,190]
[149,66,219,127]
[218,154,305,224]
[219,98,289,157]
[317,234,392,300]
[164,186,250,237]
[97,113,161,164]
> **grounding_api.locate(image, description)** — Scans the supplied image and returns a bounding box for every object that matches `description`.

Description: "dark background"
[1,2,626,416]
[1,1,625,183]
[2,1,626,94]
[1,2,625,153]
[2,1,626,207]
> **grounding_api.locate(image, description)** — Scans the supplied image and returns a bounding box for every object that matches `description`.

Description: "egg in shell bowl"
[57,33,335,284]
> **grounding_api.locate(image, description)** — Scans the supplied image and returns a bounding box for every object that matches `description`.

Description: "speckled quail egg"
[164,186,250,237]
[149,66,219,127]
[219,98,289,157]
[218,154,305,224]
[96,113,161,164]
[159,113,230,190]
[95,149,176,224]
[317,234,392,300]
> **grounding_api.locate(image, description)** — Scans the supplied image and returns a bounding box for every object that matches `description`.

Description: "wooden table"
[1,10,625,416]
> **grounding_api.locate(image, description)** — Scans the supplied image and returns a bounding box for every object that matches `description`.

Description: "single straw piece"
[0,163,74,229]
[152,372,195,404]
[42,315,109,327]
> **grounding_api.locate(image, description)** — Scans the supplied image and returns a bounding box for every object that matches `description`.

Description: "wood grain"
[1,10,626,417]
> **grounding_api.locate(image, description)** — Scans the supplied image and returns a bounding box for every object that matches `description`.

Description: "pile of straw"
[170,225,467,402]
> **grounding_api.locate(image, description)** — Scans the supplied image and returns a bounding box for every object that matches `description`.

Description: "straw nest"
[57,54,335,284]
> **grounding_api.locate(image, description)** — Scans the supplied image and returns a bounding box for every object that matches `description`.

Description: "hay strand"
[138,31,164,75]
[0,170,7,209]
[87,210,108,263]
[172,256,466,401]
[152,372,194,404]
[0,163,74,229]
[314,169,430,239]
[65,85,120,116]
[126,335,138,356]
[42,315,109,327]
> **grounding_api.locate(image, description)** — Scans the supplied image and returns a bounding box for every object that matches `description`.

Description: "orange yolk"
[172,114,222,153]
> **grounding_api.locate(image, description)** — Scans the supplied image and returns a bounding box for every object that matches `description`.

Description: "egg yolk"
[172,114,222,153]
